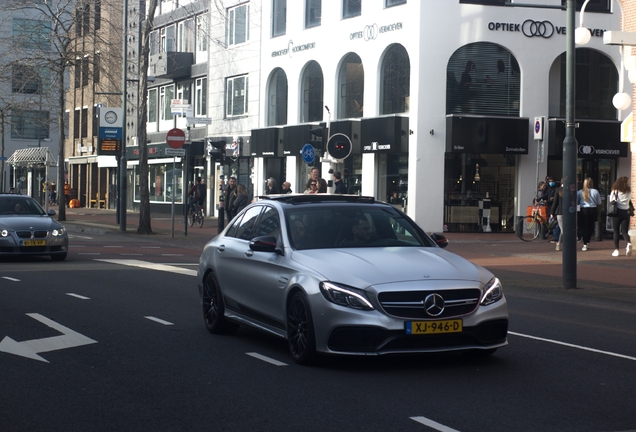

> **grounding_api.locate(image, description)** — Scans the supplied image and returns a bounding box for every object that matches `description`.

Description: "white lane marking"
[141,246,160,249]
[410,417,460,432]
[78,253,101,255]
[104,245,123,248]
[69,235,92,240]
[0,313,97,363]
[66,293,90,300]
[96,259,197,276]
[121,253,143,256]
[246,352,288,366]
[509,331,636,362]
[161,254,184,257]
[144,316,174,326]
[2,276,20,282]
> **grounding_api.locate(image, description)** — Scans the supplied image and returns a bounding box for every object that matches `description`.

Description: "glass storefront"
[444,153,516,232]
[134,162,184,204]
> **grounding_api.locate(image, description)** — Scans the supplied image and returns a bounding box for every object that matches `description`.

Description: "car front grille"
[377,288,481,319]
[16,230,48,239]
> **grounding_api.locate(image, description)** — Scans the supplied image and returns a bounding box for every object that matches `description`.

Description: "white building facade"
[248,0,629,233]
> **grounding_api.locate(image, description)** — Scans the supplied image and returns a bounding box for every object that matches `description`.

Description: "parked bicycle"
[189,201,205,228]
[516,200,548,242]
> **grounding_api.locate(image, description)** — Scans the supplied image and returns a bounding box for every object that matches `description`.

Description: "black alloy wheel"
[197,211,204,228]
[202,274,238,334]
[287,292,317,365]
[188,210,195,227]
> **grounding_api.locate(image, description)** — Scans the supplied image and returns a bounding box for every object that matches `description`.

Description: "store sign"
[488,19,605,39]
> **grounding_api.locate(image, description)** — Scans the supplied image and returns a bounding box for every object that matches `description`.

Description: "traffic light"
[327,133,352,160]
[207,140,226,162]
[307,122,326,151]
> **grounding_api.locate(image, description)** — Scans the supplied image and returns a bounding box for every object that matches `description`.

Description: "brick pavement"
[58,206,636,289]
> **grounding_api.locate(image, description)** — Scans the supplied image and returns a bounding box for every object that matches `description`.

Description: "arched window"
[553,48,618,120]
[267,68,288,126]
[381,44,410,114]
[338,53,364,119]
[446,42,521,116]
[301,61,324,122]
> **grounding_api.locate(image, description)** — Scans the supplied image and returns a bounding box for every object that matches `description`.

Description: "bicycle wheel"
[188,209,195,227]
[197,211,204,228]
[517,214,540,242]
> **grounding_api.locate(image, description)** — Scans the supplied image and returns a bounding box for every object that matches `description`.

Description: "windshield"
[285,204,433,250]
[0,197,46,216]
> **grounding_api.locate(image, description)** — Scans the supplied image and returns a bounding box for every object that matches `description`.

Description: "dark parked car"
[197,195,507,364]
[0,194,68,261]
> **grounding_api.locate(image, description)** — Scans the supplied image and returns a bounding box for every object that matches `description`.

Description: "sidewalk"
[58,206,636,289]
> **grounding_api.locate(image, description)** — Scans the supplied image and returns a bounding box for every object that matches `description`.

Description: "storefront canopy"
[7,147,57,167]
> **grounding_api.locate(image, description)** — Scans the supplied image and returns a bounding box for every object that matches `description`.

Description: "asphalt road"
[1,227,635,431]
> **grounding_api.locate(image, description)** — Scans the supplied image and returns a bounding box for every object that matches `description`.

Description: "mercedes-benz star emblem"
[424,293,445,317]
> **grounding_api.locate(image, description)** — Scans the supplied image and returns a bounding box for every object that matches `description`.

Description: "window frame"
[11,110,49,140]
[196,78,207,116]
[226,75,248,118]
[272,0,286,37]
[228,4,250,46]
[305,0,321,29]
[343,0,361,19]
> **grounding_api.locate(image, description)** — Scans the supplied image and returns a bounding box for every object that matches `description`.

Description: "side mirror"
[249,236,283,255]
[430,233,449,249]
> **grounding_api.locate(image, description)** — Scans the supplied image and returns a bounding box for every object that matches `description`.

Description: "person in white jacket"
[609,176,632,257]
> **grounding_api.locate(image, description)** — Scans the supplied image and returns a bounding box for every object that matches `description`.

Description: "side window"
[236,206,263,240]
[254,207,281,240]
[225,213,244,238]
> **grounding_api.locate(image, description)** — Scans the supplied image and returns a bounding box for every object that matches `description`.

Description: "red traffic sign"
[166,128,186,149]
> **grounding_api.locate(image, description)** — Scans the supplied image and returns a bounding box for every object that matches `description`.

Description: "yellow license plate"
[22,240,46,246]
[405,319,463,335]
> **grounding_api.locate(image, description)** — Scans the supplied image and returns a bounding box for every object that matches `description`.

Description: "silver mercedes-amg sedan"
[197,195,507,364]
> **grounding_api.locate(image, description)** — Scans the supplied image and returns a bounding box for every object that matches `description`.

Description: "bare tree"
[136,0,159,234]
[1,0,125,221]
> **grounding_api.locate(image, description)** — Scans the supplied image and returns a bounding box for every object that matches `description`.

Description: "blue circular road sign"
[301,143,316,164]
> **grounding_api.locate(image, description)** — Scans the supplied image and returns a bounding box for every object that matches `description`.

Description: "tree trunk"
[136,0,159,234]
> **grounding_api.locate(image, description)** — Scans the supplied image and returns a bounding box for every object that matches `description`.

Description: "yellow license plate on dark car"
[405,319,462,335]
[21,240,46,246]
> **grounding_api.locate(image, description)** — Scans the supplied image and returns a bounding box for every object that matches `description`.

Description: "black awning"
[446,115,528,154]
[360,116,409,153]
[250,127,282,157]
[548,118,626,158]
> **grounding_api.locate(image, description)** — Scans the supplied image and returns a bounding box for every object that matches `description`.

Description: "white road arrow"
[0,313,97,363]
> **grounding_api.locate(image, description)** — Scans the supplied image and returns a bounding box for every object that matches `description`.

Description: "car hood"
[291,247,486,287]
[0,215,61,231]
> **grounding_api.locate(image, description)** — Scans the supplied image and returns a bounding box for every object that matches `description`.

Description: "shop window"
[446,42,520,116]
[306,0,321,29]
[381,44,410,115]
[338,53,364,119]
[267,68,288,126]
[301,61,324,122]
[272,0,286,37]
[226,75,248,117]
[228,4,249,46]
[343,0,361,18]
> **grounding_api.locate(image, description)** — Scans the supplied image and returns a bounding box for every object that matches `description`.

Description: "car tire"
[202,274,239,334]
[51,253,67,262]
[287,291,317,365]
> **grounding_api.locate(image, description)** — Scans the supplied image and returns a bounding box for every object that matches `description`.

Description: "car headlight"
[319,281,374,311]
[480,277,503,306]
[0,230,8,237]
[52,227,66,237]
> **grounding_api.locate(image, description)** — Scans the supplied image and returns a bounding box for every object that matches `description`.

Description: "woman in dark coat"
[232,184,250,214]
